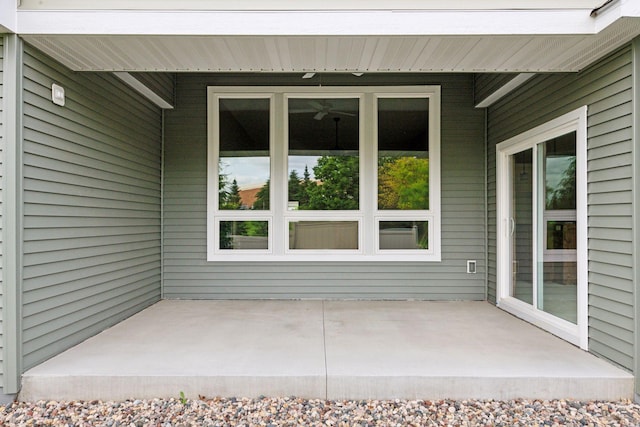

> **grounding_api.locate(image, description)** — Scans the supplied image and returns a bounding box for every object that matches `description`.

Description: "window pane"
[378,98,429,210]
[546,221,577,250]
[219,98,270,210]
[541,261,577,323]
[545,132,576,210]
[289,221,358,250]
[220,221,268,250]
[379,221,428,250]
[288,98,359,210]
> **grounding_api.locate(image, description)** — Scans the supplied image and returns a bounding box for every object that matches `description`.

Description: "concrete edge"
[19,375,326,402]
[327,376,635,401]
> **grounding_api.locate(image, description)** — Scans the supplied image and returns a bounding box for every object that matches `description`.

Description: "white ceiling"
[22,17,640,73]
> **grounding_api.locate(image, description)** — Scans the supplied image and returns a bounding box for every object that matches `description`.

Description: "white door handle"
[509,217,515,236]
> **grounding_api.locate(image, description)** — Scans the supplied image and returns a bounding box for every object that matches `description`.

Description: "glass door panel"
[537,133,577,323]
[511,149,534,305]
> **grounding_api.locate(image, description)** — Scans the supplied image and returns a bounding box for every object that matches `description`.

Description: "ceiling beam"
[113,72,174,109]
[475,73,536,108]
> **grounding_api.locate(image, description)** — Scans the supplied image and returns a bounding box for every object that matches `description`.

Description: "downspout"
[2,34,23,396]
[160,109,165,300]
[484,107,489,302]
[632,36,640,403]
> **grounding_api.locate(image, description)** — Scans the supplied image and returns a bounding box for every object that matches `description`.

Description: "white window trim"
[496,106,588,350]
[207,86,441,262]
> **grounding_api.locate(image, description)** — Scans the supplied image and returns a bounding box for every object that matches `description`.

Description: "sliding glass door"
[497,108,587,349]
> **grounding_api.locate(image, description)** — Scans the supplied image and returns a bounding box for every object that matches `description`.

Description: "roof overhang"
[11,0,640,73]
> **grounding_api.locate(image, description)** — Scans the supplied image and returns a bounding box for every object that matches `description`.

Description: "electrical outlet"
[466,260,477,274]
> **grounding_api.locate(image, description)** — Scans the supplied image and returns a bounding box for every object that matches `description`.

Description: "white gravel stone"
[1,397,639,426]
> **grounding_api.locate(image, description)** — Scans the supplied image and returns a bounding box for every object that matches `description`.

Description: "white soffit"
[22,21,640,73]
[15,1,640,73]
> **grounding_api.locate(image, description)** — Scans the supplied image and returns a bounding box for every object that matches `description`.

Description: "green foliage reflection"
[378,157,429,210]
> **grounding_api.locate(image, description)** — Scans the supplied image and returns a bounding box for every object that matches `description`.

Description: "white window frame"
[496,106,587,349]
[207,86,441,262]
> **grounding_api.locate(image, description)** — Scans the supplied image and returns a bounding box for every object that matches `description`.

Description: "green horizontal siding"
[486,45,635,371]
[20,43,162,370]
[163,73,486,299]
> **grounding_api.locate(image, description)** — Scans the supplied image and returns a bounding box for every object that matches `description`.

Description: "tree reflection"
[546,157,576,210]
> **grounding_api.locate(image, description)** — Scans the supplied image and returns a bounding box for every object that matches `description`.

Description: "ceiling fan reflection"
[290,100,356,121]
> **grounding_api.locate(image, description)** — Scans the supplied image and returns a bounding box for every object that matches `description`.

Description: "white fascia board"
[18,0,604,11]
[0,0,17,33]
[593,0,640,32]
[16,9,599,36]
[621,0,640,17]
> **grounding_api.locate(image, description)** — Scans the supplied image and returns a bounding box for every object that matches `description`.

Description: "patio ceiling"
[14,2,640,73]
[20,27,640,73]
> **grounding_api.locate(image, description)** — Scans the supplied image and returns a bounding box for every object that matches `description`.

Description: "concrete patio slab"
[21,300,327,401]
[20,300,633,401]
[324,301,632,400]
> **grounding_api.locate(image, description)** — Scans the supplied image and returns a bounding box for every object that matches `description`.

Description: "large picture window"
[207,86,441,261]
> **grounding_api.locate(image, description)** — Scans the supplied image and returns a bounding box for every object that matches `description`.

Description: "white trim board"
[18,0,606,10]
[15,10,613,36]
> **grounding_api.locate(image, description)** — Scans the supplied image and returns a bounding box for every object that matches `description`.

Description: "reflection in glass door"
[507,135,578,324]
[538,134,577,323]
[510,149,533,305]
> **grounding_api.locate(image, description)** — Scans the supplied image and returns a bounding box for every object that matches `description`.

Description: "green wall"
[19,43,163,375]
[163,73,487,299]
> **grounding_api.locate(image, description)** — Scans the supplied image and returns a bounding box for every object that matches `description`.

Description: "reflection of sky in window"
[220,156,320,190]
[220,157,270,190]
[288,156,319,179]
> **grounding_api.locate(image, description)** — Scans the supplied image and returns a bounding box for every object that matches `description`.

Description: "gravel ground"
[1,397,640,426]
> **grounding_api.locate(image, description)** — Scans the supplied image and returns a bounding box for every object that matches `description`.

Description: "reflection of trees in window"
[546,157,576,210]
[299,166,313,208]
[288,170,302,203]
[253,179,270,211]
[218,162,242,210]
[222,179,242,210]
[378,157,429,210]
[219,165,230,208]
[308,156,359,210]
[219,220,268,249]
[288,156,358,210]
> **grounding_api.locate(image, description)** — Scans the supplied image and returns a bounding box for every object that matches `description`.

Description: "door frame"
[496,106,588,350]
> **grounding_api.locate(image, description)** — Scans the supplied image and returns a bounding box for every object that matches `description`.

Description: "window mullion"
[363,93,375,256]
[272,93,286,256]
